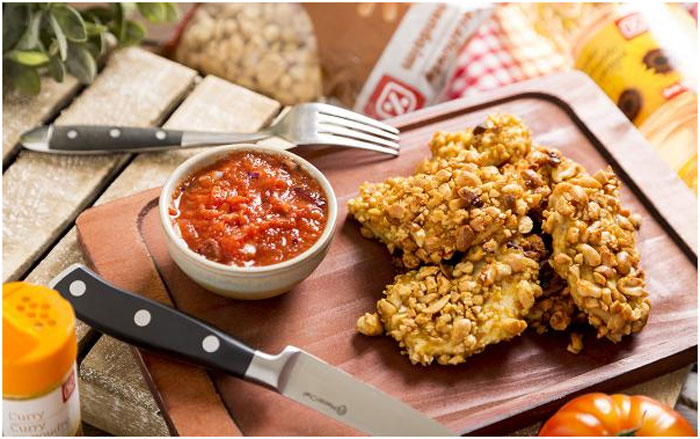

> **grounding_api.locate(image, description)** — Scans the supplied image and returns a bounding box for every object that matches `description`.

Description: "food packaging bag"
[305,3,493,119]
[169,3,322,105]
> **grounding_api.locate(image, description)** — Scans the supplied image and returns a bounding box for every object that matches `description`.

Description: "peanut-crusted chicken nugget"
[348,159,540,268]
[356,236,543,366]
[348,114,548,269]
[429,114,584,194]
[543,167,650,342]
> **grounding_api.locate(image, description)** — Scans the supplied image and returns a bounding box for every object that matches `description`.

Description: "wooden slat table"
[2,48,693,435]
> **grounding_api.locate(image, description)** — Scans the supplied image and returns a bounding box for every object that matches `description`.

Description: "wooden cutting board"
[75,71,697,436]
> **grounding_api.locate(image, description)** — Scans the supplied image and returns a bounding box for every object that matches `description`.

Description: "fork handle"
[23,125,272,154]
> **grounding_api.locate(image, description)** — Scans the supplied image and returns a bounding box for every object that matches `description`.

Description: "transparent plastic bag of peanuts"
[174,3,322,105]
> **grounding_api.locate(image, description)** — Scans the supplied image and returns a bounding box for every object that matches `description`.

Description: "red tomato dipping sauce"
[170,151,328,267]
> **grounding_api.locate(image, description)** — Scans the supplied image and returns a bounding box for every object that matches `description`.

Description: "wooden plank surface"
[2,75,81,163]
[73,75,282,436]
[79,335,169,436]
[2,47,196,282]
[74,71,697,435]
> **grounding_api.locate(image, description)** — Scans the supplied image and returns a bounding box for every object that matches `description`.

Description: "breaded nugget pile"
[350,114,651,366]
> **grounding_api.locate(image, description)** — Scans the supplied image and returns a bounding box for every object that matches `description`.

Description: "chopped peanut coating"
[525,263,585,334]
[543,167,651,342]
[429,114,533,165]
[567,332,584,354]
[359,236,543,366]
[526,287,584,334]
[357,312,384,336]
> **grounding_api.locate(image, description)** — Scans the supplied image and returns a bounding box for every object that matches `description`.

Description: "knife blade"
[49,264,453,436]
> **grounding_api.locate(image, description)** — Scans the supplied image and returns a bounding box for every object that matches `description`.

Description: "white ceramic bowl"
[159,144,337,300]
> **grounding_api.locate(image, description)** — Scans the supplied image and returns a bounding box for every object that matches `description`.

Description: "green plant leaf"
[85,36,102,59]
[163,3,180,22]
[51,4,87,42]
[84,16,107,58]
[4,50,49,66]
[48,39,58,56]
[85,31,105,58]
[137,3,168,23]
[48,54,65,82]
[84,21,107,36]
[15,9,42,51]
[5,61,41,95]
[112,3,134,43]
[119,20,145,46]
[47,12,67,61]
[65,44,96,83]
[3,4,29,52]
[81,6,114,24]
[120,3,137,18]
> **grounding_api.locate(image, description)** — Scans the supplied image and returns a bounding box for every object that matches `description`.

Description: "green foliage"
[65,43,96,84]
[51,4,87,42]
[3,2,180,95]
[5,50,49,66]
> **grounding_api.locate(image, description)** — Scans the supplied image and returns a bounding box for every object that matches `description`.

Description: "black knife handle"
[50,125,183,152]
[51,264,255,377]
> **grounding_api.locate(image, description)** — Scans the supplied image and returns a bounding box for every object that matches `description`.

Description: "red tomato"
[539,393,696,436]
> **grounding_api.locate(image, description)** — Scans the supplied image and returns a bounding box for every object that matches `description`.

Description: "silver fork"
[20,103,401,156]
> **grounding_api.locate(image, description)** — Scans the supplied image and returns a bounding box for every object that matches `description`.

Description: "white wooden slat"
[79,336,170,436]
[2,48,197,282]
[3,76,81,162]
[27,75,282,435]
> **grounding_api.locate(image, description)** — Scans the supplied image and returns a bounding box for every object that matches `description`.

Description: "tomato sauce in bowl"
[170,151,329,267]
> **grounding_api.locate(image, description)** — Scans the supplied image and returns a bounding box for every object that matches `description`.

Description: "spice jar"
[3,282,81,436]
[174,3,322,105]
[569,3,698,193]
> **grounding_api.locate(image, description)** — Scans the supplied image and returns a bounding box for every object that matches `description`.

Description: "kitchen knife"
[49,264,453,436]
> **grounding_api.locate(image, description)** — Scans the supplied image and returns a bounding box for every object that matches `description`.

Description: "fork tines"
[314,103,401,156]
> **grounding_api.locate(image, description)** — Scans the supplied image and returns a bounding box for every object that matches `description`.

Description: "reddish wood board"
[75,72,698,436]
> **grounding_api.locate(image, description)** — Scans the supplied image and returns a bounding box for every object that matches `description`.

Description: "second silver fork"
[20,103,401,156]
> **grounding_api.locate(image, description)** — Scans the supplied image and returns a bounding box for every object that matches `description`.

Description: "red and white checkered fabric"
[447,6,569,100]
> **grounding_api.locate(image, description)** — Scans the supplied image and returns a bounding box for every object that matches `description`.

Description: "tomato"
[539,393,696,436]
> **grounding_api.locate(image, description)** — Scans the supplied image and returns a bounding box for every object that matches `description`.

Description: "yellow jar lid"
[3,282,77,397]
